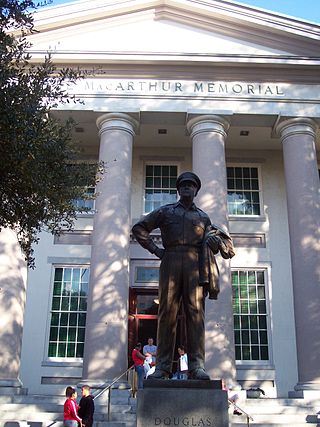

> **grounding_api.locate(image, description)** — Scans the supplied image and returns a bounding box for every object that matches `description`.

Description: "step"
[230,424,318,427]
[0,403,135,414]
[244,397,320,407]
[0,412,131,421]
[229,412,318,424]
[0,422,130,427]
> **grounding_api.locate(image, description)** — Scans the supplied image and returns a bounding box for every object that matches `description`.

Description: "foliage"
[0,0,101,267]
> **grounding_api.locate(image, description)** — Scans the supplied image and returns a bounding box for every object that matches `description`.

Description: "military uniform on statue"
[132,172,235,380]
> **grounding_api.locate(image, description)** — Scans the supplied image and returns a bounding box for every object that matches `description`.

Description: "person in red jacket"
[64,386,82,427]
[132,343,146,389]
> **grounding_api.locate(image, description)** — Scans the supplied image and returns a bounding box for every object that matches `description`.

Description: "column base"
[0,378,27,396]
[288,382,320,399]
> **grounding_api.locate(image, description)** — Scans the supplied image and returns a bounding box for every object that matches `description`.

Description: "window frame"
[142,162,180,215]
[226,164,264,219]
[44,264,90,362]
[73,186,96,215]
[130,260,160,289]
[231,267,273,367]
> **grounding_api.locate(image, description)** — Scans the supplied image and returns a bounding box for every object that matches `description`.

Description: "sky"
[45,0,320,24]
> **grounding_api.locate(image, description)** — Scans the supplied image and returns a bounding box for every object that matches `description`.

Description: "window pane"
[251,331,259,344]
[261,346,269,360]
[58,342,66,357]
[59,327,67,341]
[49,327,58,341]
[240,316,249,329]
[78,328,86,342]
[136,267,159,283]
[233,315,240,329]
[67,343,76,357]
[249,315,258,329]
[76,343,84,357]
[241,331,250,344]
[53,282,62,296]
[235,346,241,360]
[48,343,57,357]
[78,313,86,327]
[70,313,77,326]
[136,295,159,315]
[69,328,77,341]
[52,297,60,311]
[243,346,250,360]
[54,268,63,281]
[79,298,87,311]
[51,313,59,326]
[60,313,68,326]
[252,346,260,360]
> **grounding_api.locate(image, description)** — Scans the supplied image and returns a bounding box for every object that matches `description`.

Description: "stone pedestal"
[137,380,228,427]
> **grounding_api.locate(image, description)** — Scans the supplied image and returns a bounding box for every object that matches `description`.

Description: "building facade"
[0,0,319,398]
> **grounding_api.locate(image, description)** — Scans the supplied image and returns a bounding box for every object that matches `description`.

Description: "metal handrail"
[93,365,135,421]
[228,399,254,426]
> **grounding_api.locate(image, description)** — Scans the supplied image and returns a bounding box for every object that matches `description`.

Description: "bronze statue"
[132,172,235,380]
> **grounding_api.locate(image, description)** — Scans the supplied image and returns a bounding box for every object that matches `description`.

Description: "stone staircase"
[229,396,320,426]
[0,389,319,427]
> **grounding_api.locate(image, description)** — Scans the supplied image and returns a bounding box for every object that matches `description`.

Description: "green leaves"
[0,1,101,267]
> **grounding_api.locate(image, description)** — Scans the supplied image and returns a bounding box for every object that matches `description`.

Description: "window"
[48,266,89,358]
[232,270,269,362]
[227,167,261,216]
[135,266,160,283]
[144,164,178,213]
[72,187,95,212]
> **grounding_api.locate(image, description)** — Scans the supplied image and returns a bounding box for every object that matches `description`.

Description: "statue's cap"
[176,172,201,193]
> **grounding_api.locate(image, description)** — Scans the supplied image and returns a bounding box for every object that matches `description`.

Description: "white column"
[0,229,27,391]
[187,115,236,383]
[82,113,138,381]
[276,118,320,391]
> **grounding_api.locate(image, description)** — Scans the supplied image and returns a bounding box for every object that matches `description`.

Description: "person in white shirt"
[143,338,157,365]
[177,346,188,380]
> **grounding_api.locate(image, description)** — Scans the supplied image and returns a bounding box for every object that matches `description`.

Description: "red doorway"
[128,287,186,373]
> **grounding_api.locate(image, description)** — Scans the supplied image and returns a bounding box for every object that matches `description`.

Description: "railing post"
[107,388,111,422]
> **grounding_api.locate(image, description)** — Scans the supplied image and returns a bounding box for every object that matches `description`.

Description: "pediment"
[28,0,320,60]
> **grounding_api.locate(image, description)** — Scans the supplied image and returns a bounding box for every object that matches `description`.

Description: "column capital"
[187,114,230,140]
[96,113,139,137]
[275,117,318,143]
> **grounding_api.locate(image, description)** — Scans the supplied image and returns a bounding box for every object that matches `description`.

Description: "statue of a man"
[132,172,235,380]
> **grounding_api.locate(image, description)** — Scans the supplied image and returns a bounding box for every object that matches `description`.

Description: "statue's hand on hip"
[154,247,165,259]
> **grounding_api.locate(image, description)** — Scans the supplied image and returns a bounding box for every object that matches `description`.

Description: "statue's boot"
[190,368,210,380]
[147,368,168,379]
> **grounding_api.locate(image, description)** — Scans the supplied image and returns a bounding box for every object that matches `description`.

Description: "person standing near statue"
[78,385,95,427]
[143,337,157,365]
[132,172,235,380]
